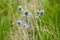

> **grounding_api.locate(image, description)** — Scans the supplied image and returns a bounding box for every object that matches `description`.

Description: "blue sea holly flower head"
[21,12,32,18]
[24,10,29,16]
[21,10,32,17]
[39,10,44,15]
[24,22,30,29]
[18,6,23,11]
[17,20,22,25]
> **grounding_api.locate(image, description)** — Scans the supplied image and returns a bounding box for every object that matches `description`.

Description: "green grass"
[0,0,60,40]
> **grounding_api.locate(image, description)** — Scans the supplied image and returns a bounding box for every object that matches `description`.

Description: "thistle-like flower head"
[39,10,44,15]
[24,10,29,15]
[18,6,23,11]
[24,22,30,29]
[17,20,22,25]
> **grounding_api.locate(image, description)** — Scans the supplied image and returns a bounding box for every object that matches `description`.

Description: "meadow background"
[0,0,60,40]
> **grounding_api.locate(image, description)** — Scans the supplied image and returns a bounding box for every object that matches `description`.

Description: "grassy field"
[0,0,60,40]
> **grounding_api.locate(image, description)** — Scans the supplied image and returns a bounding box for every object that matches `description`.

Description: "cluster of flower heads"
[17,6,45,29]
[35,10,44,19]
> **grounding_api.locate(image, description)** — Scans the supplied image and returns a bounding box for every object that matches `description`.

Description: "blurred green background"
[0,0,60,40]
